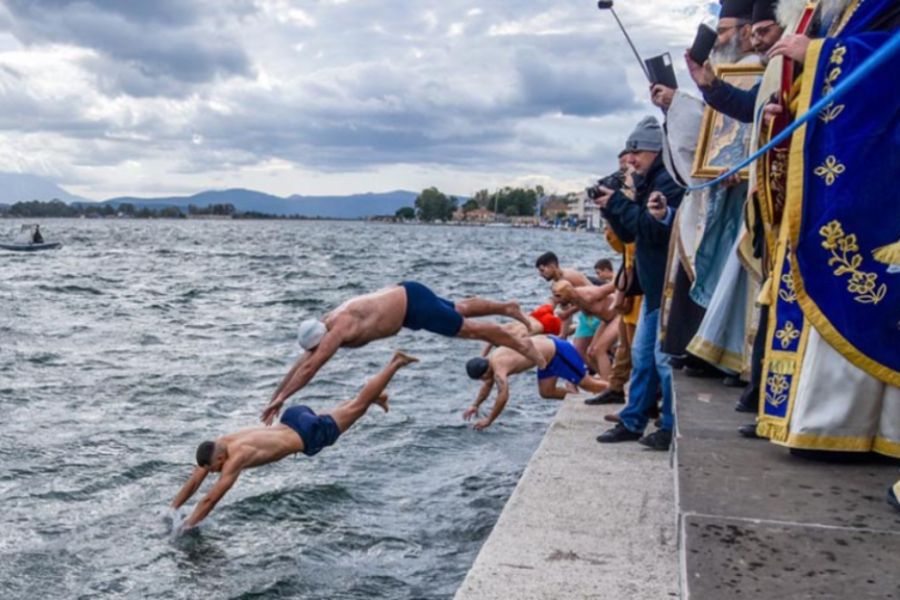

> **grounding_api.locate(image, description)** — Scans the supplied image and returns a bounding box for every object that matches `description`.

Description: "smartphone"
[689,23,717,64]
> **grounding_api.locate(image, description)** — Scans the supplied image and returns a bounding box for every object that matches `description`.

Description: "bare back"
[324,285,407,347]
[560,268,591,288]
[575,284,616,320]
[490,335,556,376]
[219,425,304,470]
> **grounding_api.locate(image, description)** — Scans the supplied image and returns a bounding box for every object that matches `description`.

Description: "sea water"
[0,218,612,599]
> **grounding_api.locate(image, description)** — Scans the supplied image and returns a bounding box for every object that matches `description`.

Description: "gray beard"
[710,35,741,66]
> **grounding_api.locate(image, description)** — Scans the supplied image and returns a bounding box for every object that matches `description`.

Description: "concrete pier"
[455,374,900,599]
[675,373,900,599]
[454,395,678,600]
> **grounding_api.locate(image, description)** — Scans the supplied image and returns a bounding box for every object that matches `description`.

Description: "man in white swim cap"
[261,281,547,425]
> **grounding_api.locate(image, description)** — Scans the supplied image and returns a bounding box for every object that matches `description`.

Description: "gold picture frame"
[691,63,765,181]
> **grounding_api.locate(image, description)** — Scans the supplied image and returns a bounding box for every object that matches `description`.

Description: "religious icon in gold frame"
[691,63,765,180]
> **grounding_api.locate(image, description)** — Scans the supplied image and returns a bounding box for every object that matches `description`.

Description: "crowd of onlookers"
[473,0,899,512]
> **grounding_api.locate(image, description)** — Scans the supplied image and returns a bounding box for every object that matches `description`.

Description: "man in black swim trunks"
[171,351,418,532]
[462,335,608,430]
[261,281,546,425]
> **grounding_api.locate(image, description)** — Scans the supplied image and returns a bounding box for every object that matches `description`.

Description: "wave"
[36,284,103,296]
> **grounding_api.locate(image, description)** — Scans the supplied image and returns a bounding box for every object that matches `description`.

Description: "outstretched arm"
[474,373,510,430]
[180,465,241,530]
[171,467,209,510]
[463,379,494,421]
[262,331,343,424]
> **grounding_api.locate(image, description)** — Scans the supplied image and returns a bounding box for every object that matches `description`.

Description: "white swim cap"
[297,319,327,350]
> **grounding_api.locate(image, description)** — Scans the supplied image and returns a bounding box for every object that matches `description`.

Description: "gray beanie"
[625,116,663,153]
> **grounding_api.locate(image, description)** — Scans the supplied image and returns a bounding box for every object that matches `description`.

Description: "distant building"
[540,197,569,219]
[568,191,602,230]
[453,207,495,223]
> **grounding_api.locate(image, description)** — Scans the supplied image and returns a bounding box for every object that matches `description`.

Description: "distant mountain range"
[0,172,91,205]
[100,189,419,218]
[0,172,418,218]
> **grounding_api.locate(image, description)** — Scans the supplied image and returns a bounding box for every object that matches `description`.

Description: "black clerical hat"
[720,0,753,19]
[752,0,778,23]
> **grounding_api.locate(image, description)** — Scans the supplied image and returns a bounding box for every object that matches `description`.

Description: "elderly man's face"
[626,150,658,175]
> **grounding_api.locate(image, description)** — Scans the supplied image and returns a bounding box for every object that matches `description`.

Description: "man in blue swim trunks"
[262,281,546,424]
[171,351,418,532]
[462,335,608,430]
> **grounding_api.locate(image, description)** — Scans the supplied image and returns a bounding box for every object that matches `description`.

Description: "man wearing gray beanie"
[593,115,685,450]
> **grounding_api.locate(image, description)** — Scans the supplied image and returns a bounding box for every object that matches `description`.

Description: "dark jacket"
[702,79,759,124]
[602,154,684,312]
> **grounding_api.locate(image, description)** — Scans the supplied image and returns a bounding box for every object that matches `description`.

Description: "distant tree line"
[0,199,313,220]
[395,185,545,222]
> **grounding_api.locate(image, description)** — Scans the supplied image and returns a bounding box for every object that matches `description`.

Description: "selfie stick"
[597,1,651,82]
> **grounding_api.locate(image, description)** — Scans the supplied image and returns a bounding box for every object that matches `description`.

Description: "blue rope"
[684,29,900,192]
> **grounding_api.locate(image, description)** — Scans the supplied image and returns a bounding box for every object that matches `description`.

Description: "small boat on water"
[0,224,62,252]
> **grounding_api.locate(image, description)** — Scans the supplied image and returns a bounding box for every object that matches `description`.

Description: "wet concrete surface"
[675,372,900,599]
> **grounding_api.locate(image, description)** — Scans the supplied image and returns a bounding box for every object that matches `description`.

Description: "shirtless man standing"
[552,280,620,379]
[462,335,608,430]
[261,281,546,424]
[534,252,600,361]
[171,351,418,532]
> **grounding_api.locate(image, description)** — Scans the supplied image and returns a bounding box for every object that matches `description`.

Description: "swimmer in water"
[261,281,546,425]
[463,335,608,430]
[171,351,418,531]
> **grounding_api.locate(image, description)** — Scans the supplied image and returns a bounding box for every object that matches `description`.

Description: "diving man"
[171,351,418,531]
[262,281,546,424]
[463,335,608,430]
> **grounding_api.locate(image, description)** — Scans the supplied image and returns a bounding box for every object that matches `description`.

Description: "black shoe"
[888,484,900,513]
[639,428,672,450]
[596,423,642,443]
[670,355,687,370]
[734,400,757,413]
[738,423,761,439]
[585,389,626,405]
[683,365,720,378]
[723,376,748,388]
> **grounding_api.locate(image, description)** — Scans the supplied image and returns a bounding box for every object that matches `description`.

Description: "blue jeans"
[619,305,674,433]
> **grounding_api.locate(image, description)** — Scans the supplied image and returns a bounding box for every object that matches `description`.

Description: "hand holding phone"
[647,192,668,221]
[689,23,717,65]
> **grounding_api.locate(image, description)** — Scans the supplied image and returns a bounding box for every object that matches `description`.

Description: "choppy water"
[0,219,612,599]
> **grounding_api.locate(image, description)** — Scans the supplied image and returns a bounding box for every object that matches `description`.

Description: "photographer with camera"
[593,116,684,450]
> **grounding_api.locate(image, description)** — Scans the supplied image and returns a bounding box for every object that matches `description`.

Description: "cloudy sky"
[0,0,715,200]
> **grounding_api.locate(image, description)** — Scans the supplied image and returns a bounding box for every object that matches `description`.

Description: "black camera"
[586,171,625,199]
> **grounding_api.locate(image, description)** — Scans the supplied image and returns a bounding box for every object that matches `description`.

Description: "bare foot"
[504,300,532,329]
[375,392,390,413]
[392,350,419,367]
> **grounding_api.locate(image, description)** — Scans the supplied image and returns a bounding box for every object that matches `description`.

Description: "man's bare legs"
[458,319,548,369]
[589,316,620,380]
[538,377,568,399]
[325,351,419,432]
[578,373,609,394]
[455,297,534,331]
[573,336,598,372]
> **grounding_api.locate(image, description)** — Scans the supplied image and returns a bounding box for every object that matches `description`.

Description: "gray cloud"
[0,0,708,196]
[3,0,254,97]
